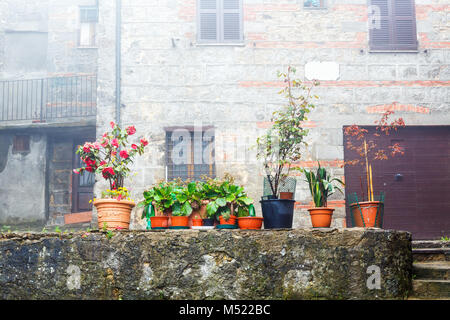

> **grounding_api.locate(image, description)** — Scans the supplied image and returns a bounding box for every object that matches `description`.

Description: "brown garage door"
[344,126,450,240]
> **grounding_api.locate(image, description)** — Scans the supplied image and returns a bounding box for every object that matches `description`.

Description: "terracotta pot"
[350,201,382,228]
[238,217,263,230]
[307,207,334,228]
[150,216,169,228]
[279,192,294,200]
[94,198,135,231]
[219,215,237,225]
[192,218,203,227]
[171,216,189,227]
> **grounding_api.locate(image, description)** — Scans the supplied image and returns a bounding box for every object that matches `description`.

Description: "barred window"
[165,127,216,181]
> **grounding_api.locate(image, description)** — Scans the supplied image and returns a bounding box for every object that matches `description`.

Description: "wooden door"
[344,126,450,240]
[72,139,95,213]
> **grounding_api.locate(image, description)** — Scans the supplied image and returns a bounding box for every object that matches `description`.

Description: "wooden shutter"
[198,0,243,43]
[222,0,243,42]
[393,0,418,50]
[198,0,219,42]
[369,0,417,51]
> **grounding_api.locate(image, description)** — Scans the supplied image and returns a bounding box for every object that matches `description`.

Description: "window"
[79,6,98,47]
[304,0,326,9]
[13,135,30,153]
[369,0,418,51]
[165,127,216,181]
[197,0,243,43]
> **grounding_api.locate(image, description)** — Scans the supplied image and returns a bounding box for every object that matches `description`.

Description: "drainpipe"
[115,0,122,127]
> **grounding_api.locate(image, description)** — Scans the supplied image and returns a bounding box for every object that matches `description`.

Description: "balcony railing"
[0,75,97,122]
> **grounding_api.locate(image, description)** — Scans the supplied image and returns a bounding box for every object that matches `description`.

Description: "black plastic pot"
[260,199,295,229]
[202,218,215,226]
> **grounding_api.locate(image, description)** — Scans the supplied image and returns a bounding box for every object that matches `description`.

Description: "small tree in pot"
[256,66,319,229]
[73,121,148,230]
[344,110,405,227]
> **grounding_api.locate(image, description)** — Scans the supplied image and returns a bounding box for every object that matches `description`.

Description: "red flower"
[111,138,119,148]
[120,150,129,159]
[110,121,115,129]
[140,138,148,146]
[102,167,115,178]
[73,169,80,174]
[101,138,109,147]
[99,160,107,166]
[83,143,91,153]
[93,142,101,150]
[85,166,94,172]
[126,126,136,135]
[84,158,96,167]
[131,144,138,150]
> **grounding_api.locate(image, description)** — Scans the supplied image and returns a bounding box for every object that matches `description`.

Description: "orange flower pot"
[192,218,203,227]
[94,198,135,231]
[350,201,382,227]
[238,217,263,230]
[171,216,190,227]
[219,215,237,225]
[307,207,334,228]
[279,192,294,200]
[150,216,169,228]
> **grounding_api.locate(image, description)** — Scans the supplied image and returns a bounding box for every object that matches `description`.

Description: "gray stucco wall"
[0,133,47,225]
[96,0,450,230]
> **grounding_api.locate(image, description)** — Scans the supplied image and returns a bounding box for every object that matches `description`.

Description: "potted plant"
[237,204,263,230]
[171,181,195,228]
[73,121,148,230]
[344,110,405,227]
[256,66,319,229]
[204,175,253,227]
[302,163,344,228]
[138,180,177,229]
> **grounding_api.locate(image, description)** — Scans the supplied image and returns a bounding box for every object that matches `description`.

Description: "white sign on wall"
[305,61,340,81]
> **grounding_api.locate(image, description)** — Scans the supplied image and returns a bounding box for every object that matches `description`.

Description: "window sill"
[195,42,246,47]
[369,50,419,54]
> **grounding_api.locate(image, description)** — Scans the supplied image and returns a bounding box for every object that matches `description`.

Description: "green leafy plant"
[302,162,344,207]
[203,175,253,221]
[106,230,114,239]
[441,236,449,242]
[256,66,319,198]
[138,180,177,216]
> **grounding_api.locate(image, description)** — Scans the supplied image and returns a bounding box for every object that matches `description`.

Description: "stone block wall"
[97,0,449,230]
[0,0,98,80]
[0,133,47,225]
[0,228,413,300]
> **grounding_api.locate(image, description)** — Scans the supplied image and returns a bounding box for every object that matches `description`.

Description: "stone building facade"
[97,0,449,231]
[0,0,98,227]
[0,0,449,235]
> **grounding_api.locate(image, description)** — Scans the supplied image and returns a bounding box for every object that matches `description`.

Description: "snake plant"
[303,163,344,208]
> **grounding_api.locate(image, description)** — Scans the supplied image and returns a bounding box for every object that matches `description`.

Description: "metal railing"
[0,75,97,122]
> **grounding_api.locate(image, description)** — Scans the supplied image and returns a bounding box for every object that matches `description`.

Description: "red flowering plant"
[343,110,405,202]
[73,121,149,199]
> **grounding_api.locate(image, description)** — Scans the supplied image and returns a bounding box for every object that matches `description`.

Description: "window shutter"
[393,0,418,50]
[198,0,219,42]
[222,0,243,42]
[369,0,393,50]
[369,0,417,51]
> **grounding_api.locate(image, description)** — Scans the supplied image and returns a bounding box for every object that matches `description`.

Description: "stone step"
[412,280,450,298]
[413,262,450,280]
[413,248,450,262]
[413,240,450,249]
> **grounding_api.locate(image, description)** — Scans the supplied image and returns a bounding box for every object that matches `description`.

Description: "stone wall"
[0,0,98,80]
[0,228,412,299]
[0,133,47,225]
[96,0,450,230]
